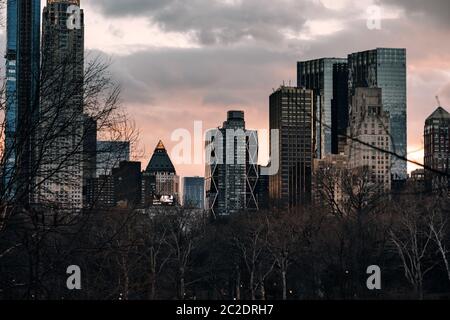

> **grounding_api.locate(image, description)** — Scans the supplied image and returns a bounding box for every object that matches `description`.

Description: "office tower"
[33,0,85,210]
[205,111,259,217]
[183,177,205,209]
[332,62,349,155]
[113,161,142,208]
[96,141,130,177]
[297,58,347,158]
[346,88,391,192]
[144,141,179,205]
[4,0,41,201]
[424,106,450,195]
[269,87,314,209]
[348,48,407,181]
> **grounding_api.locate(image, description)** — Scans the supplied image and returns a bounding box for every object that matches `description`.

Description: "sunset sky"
[19,1,450,177]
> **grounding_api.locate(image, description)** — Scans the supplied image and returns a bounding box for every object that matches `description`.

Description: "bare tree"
[0,52,139,299]
[389,197,437,299]
[231,213,275,300]
[162,207,205,299]
[427,197,450,283]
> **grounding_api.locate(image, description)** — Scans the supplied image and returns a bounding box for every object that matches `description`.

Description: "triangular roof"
[145,140,176,174]
[426,106,450,121]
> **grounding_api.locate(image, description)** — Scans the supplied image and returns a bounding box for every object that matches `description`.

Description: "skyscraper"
[33,0,85,210]
[205,111,259,217]
[183,177,205,209]
[269,86,314,209]
[331,62,349,155]
[144,141,180,205]
[297,58,347,158]
[348,48,407,181]
[346,87,391,192]
[4,0,41,201]
[424,106,450,195]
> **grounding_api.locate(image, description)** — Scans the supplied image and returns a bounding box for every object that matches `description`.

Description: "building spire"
[155,140,166,151]
[436,95,441,107]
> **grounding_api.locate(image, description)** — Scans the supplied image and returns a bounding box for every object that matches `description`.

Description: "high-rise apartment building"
[183,177,205,209]
[205,111,259,217]
[297,58,347,158]
[424,106,450,195]
[346,88,391,192]
[269,86,314,209]
[348,48,407,181]
[33,0,85,210]
[3,0,41,201]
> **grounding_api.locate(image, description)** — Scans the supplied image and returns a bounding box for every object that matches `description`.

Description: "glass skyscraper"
[297,58,347,158]
[4,0,41,200]
[205,111,259,217]
[348,48,407,181]
[183,177,205,209]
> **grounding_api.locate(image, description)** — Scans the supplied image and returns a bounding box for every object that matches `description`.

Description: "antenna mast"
[436,95,441,107]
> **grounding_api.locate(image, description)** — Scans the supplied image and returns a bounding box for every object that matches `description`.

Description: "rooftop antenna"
[436,95,441,107]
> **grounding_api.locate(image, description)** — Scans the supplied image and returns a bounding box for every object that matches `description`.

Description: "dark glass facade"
[4,0,41,201]
[331,62,349,155]
[348,48,407,181]
[183,177,205,209]
[269,86,313,209]
[297,58,347,158]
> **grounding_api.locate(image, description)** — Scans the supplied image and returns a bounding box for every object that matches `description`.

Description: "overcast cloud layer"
[69,0,450,176]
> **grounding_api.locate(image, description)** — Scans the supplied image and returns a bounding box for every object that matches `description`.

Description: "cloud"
[377,0,450,27]
[90,0,332,45]
[80,0,450,176]
[202,93,248,107]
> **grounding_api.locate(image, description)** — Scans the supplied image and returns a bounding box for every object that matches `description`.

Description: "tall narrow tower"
[205,111,259,217]
[269,86,314,209]
[348,48,407,182]
[424,106,450,195]
[33,0,85,210]
[3,0,41,202]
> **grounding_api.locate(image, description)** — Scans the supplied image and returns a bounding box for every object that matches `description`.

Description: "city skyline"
[1,0,450,303]
[1,0,448,179]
